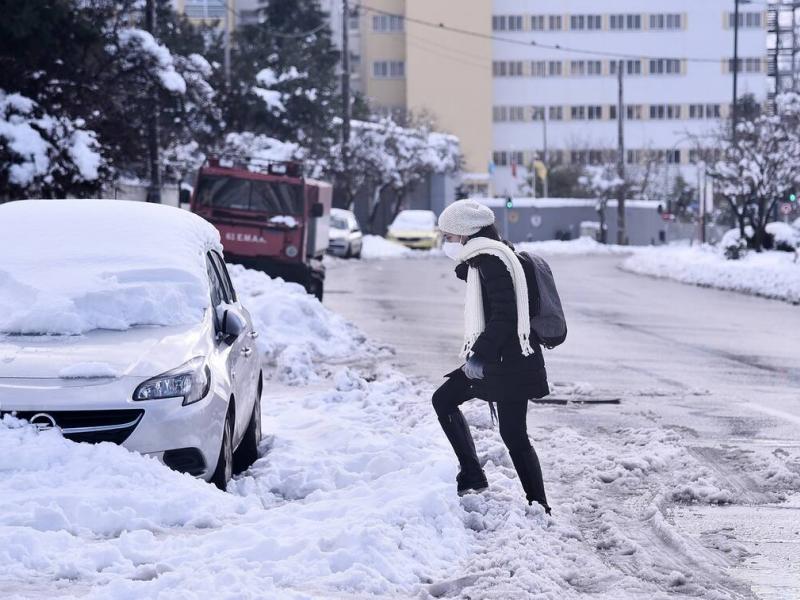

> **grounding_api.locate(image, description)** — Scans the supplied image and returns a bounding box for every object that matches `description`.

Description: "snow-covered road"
[326,253,800,598]
[3,253,799,599]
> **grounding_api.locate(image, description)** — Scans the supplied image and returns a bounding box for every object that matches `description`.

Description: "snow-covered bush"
[765,221,800,252]
[0,91,106,197]
[719,227,750,260]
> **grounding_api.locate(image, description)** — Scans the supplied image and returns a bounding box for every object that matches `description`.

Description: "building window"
[610,14,641,30]
[667,105,681,119]
[649,58,681,74]
[532,61,547,77]
[493,151,508,167]
[185,0,226,18]
[373,60,404,78]
[493,106,508,122]
[548,61,563,76]
[650,104,681,119]
[706,103,721,118]
[730,57,763,73]
[626,105,643,120]
[492,15,506,31]
[610,59,642,75]
[587,60,602,75]
[509,106,525,121]
[587,105,603,120]
[571,60,586,76]
[650,13,682,30]
[729,12,762,28]
[531,15,545,31]
[570,14,601,30]
[508,15,523,31]
[649,105,665,119]
[509,151,524,165]
[689,104,704,119]
[549,105,563,120]
[372,14,404,32]
[510,61,523,76]
[548,15,562,30]
[531,106,545,120]
[667,149,681,164]
[571,106,586,120]
[610,105,617,120]
[492,61,506,77]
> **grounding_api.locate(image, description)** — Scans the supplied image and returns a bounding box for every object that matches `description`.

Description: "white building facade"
[490,0,769,197]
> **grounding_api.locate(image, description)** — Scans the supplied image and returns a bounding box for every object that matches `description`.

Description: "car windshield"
[330,215,349,230]
[391,211,436,230]
[197,175,303,215]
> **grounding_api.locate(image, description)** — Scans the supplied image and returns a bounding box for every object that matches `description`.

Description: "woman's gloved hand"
[462,355,485,380]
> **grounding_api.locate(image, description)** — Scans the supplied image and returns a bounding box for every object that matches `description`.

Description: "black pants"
[432,369,532,455]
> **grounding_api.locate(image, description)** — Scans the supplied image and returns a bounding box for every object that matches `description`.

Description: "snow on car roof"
[0,199,222,335]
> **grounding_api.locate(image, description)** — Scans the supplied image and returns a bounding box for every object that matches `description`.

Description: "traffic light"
[790,192,797,202]
[506,197,514,209]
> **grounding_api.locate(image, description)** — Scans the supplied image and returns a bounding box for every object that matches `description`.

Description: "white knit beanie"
[438,200,496,236]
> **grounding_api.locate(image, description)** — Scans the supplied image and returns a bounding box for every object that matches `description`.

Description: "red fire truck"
[189,157,331,299]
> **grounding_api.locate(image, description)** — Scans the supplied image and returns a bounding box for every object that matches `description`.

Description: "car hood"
[329,228,348,240]
[388,228,437,237]
[0,317,212,380]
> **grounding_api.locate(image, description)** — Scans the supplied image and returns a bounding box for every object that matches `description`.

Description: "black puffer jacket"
[448,252,549,402]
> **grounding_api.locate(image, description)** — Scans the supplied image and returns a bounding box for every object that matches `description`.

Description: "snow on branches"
[114,28,187,94]
[328,117,461,224]
[0,91,106,197]
[707,93,800,251]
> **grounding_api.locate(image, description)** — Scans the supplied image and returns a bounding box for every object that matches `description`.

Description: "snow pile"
[766,221,800,249]
[361,234,413,259]
[0,366,470,599]
[228,265,371,384]
[0,200,221,335]
[222,131,300,165]
[516,236,633,256]
[622,245,800,303]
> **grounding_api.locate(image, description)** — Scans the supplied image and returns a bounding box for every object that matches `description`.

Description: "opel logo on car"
[29,413,57,431]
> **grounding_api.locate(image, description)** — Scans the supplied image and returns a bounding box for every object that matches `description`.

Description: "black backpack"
[516,251,568,349]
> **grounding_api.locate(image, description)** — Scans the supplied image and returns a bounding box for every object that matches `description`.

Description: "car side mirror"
[217,307,246,344]
[311,202,324,218]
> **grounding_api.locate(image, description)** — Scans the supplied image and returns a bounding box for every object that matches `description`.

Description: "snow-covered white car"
[386,209,442,250]
[0,200,262,490]
[327,207,363,258]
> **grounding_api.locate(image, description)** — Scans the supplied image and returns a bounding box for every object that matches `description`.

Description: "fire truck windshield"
[196,175,303,214]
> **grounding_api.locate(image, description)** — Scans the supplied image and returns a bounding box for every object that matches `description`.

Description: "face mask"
[442,241,463,261]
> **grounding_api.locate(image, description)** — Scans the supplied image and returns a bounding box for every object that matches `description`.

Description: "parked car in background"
[0,200,262,491]
[386,209,442,249]
[327,207,363,258]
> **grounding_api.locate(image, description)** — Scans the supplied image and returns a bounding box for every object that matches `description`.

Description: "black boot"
[438,410,488,496]
[510,447,551,515]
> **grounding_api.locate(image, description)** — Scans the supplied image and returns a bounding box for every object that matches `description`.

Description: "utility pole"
[616,59,626,245]
[224,0,232,88]
[542,109,549,198]
[145,0,161,203]
[732,0,740,142]
[341,0,352,209]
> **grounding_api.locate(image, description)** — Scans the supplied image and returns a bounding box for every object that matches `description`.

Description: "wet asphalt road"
[325,253,800,599]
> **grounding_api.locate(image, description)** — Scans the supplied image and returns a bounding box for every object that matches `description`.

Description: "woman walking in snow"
[432,199,551,514]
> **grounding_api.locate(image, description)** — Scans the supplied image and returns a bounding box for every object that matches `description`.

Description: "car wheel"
[353,245,362,259]
[211,411,234,491]
[344,243,351,259]
[233,379,262,474]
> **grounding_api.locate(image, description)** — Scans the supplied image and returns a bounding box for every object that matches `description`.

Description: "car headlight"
[285,244,299,258]
[133,357,211,406]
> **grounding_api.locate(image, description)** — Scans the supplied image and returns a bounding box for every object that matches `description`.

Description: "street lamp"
[732,0,753,143]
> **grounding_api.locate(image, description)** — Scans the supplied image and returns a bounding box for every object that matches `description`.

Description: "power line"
[356,2,752,64]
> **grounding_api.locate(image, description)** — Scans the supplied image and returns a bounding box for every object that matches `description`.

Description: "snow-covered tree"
[327,116,461,231]
[707,93,800,251]
[0,91,107,198]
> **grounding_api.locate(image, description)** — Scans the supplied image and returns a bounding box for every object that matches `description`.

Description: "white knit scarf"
[457,237,535,358]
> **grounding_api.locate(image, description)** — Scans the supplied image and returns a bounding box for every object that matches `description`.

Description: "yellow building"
[353,1,492,196]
